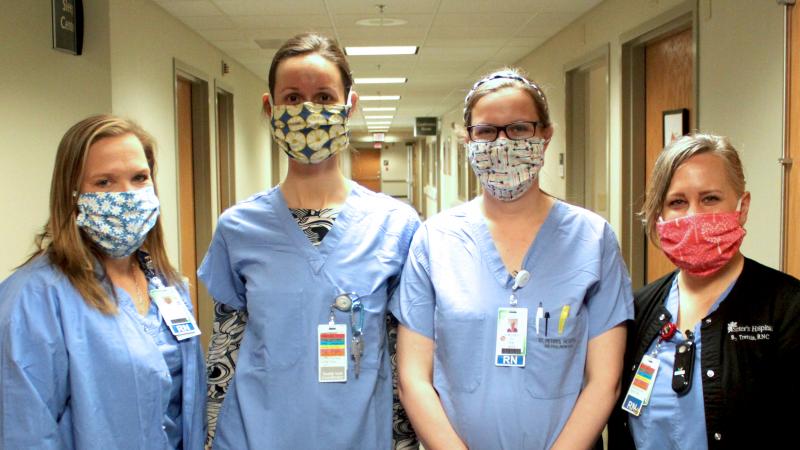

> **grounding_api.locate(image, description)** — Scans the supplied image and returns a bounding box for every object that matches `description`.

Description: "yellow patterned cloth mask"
[270,102,351,164]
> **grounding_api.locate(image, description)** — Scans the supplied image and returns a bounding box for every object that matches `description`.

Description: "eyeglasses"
[467,121,541,143]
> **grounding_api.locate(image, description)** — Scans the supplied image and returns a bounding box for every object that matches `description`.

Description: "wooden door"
[352,149,382,192]
[786,4,800,277]
[644,28,693,282]
[177,77,198,313]
[216,89,236,213]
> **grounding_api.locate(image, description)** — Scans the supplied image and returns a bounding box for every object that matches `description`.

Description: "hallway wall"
[1,0,271,279]
[1,0,113,278]
[510,0,783,269]
[108,0,272,276]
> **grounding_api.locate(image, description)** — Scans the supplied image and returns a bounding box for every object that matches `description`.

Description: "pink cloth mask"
[656,203,746,277]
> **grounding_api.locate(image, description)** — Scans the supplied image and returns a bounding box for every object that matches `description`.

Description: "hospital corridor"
[1,1,799,449]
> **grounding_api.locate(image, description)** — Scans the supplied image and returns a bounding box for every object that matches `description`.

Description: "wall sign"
[415,117,437,136]
[52,0,83,55]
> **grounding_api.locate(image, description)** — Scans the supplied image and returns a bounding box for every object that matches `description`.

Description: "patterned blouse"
[205,208,418,449]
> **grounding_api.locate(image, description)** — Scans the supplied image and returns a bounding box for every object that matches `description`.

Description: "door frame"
[214,81,236,213]
[783,1,799,276]
[620,1,697,289]
[173,59,213,345]
[564,44,611,215]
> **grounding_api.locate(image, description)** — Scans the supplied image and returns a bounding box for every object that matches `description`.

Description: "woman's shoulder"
[350,184,420,225]
[741,258,800,299]
[214,187,281,231]
[0,255,71,323]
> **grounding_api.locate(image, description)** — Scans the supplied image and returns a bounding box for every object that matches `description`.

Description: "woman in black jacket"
[608,133,800,450]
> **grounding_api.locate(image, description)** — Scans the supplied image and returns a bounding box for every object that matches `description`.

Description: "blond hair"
[26,114,180,314]
[642,133,746,246]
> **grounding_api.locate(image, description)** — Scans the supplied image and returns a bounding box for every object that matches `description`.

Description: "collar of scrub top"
[270,184,364,275]
[463,71,549,122]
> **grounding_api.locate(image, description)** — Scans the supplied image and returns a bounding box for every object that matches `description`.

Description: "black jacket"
[608,258,800,449]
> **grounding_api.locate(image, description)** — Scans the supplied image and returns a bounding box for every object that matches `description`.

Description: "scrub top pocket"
[246,287,306,370]
[524,301,586,398]
[434,311,487,393]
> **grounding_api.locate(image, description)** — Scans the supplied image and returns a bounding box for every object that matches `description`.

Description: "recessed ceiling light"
[364,115,394,119]
[360,95,400,101]
[345,46,418,56]
[366,121,392,125]
[363,107,396,111]
[354,77,407,84]
[356,18,407,27]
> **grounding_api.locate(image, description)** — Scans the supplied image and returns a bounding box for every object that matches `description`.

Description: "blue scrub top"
[198,184,420,450]
[629,277,733,450]
[130,282,185,449]
[0,256,206,450]
[390,199,633,449]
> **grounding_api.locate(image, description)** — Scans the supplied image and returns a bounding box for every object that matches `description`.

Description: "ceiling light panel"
[354,77,407,84]
[345,46,418,56]
[362,107,396,111]
[364,115,394,119]
[360,95,401,101]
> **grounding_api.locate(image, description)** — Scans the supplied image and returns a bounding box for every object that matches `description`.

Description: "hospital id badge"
[495,307,528,367]
[318,324,348,383]
[150,286,201,340]
[621,354,660,416]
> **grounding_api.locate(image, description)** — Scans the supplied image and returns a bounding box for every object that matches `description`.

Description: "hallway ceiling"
[154,0,601,136]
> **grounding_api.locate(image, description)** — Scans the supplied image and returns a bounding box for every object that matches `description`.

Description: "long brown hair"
[26,114,180,314]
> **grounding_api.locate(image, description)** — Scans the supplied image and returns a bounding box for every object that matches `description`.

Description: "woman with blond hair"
[608,133,800,449]
[0,115,206,449]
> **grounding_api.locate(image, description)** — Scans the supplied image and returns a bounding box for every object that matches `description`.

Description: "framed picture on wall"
[662,108,689,148]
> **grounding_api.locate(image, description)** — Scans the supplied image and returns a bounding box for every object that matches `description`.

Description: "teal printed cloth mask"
[468,137,545,201]
[271,102,351,164]
[76,186,160,258]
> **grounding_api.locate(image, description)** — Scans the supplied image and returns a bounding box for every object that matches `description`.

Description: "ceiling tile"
[326,0,439,14]
[432,12,534,29]
[157,0,222,17]
[212,0,326,15]
[332,13,434,29]
[228,14,331,29]
[179,15,236,30]
[515,12,577,38]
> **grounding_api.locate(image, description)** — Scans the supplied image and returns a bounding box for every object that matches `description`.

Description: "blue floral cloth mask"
[468,137,545,201]
[270,102,351,164]
[76,186,161,258]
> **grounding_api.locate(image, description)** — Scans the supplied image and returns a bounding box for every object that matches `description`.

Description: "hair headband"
[463,71,548,122]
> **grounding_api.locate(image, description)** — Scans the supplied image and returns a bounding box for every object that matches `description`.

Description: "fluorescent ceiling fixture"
[360,95,400,101]
[354,77,407,84]
[366,121,392,125]
[345,46,418,56]
[364,115,394,119]
[363,107,396,111]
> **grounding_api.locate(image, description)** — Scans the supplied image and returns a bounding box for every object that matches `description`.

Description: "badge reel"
[138,252,201,340]
[318,293,363,383]
[672,330,695,396]
[495,270,530,367]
